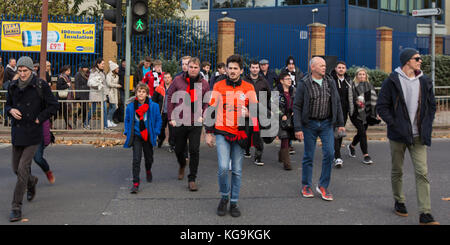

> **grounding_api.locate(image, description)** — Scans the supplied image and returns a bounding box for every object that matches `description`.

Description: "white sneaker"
[334,158,343,168]
[107,120,113,128]
[111,121,117,127]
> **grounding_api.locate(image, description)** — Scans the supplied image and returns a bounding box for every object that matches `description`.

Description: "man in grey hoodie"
[377,48,439,225]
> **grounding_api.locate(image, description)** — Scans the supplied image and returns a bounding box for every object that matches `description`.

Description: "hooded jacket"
[376,68,436,146]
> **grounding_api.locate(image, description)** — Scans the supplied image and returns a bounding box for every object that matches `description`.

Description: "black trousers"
[245,125,264,159]
[350,116,369,155]
[132,136,154,184]
[334,108,349,159]
[174,125,202,182]
[158,113,175,147]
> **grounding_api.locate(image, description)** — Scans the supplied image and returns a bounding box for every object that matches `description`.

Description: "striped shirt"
[309,78,331,120]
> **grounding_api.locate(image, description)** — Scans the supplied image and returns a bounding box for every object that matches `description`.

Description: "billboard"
[1,21,96,53]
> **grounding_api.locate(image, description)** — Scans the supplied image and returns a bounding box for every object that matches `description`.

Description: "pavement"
[0,139,449,225]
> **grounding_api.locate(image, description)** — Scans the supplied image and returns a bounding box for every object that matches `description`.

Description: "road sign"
[417,24,447,37]
[412,8,442,17]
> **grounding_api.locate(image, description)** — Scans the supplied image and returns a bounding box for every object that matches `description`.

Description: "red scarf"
[186,77,198,102]
[135,98,150,142]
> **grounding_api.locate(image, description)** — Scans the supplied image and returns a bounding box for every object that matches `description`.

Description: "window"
[232,0,253,8]
[390,0,398,12]
[302,0,327,4]
[349,0,356,5]
[408,0,414,15]
[358,0,368,7]
[369,0,378,9]
[280,0,301,5]
[399,0,407,15]
[192,0,208,10]
[212,0,231,8]
[381,0,388,10]
[416,0,423,9]
[255,0,276,7]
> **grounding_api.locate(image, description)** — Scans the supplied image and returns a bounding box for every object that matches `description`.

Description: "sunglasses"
[411,57,423,62]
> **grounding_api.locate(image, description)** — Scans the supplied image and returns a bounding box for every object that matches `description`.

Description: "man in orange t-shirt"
[204,54,258,218]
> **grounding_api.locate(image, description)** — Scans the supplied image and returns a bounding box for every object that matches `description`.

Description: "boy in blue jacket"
[124,83,162,194]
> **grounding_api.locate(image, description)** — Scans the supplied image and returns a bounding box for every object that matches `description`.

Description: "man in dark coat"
[376,48,439,225]
[5,56,58,222]
[3,57,17,84]
[243,61,271,166]
[259,59,277,90]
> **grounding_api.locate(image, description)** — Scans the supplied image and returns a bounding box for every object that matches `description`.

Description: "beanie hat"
[400,48,419,67]
[17,56,34,70]
[109,60,119,71]
[79,62,89,68]
[286,56,295,66]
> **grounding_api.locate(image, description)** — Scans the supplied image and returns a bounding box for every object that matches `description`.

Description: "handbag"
[280,115,294,130]
[58,89,68,98]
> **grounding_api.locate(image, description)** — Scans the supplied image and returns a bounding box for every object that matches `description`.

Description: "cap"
[259,59,269,65]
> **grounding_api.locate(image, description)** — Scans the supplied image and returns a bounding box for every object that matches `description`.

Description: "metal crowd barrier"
[0,90,105,133]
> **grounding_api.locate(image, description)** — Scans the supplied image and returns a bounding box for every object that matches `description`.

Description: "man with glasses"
[377,48,439,225]
[5,56,58,222]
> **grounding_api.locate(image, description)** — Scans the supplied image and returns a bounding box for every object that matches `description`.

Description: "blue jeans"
[86,101,108,128]
[302,119,334,189]
[216,134,244,203]
[33,142,50,173]
[107,103,117,122]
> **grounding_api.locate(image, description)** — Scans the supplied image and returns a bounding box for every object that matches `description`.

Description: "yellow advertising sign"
[1,21,96,53]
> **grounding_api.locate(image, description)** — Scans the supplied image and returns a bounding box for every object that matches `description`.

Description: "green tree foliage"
[0,0,189,19]
[421,55,450,87]
[0,0,75,16]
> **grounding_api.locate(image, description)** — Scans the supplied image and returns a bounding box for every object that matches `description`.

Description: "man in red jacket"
[166,57,209,191]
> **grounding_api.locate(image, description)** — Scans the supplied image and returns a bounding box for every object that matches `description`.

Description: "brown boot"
[188,181,198,191]
[178,166,185,180]
[281,148,292,170]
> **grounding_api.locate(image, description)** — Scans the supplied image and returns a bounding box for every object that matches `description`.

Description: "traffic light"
[103,0,122,44]
[131,0,148,35]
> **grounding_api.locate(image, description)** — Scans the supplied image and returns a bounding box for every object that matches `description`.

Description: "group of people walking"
[4,48,439,225]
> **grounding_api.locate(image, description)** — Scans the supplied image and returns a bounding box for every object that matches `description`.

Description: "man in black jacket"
[5,56,58,222]
[377,48,439,225]
[259,59,277,90]
[243,61,271,166]
[330,61,354,168]
[4,57,17,84]
[133,56,152,89]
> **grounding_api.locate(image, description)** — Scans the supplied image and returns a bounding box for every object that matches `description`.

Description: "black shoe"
[217,198,229,217]
[146,170,153,183]
[168,146,175,153]
[347,144,356,158]
[362,155,374,165]
[130,183,139,194]
[157,139,163,148]
[27,177,38,202]
[230,203,241,217]
[9,210,22,222]
[394,201,408,217]
[244,151,251,159]
[419,213,440,225]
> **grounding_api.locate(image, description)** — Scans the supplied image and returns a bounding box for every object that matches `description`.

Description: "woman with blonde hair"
[347,68,380,164]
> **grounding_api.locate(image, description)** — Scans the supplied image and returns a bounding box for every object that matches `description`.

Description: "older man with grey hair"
[293,56,345,201]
